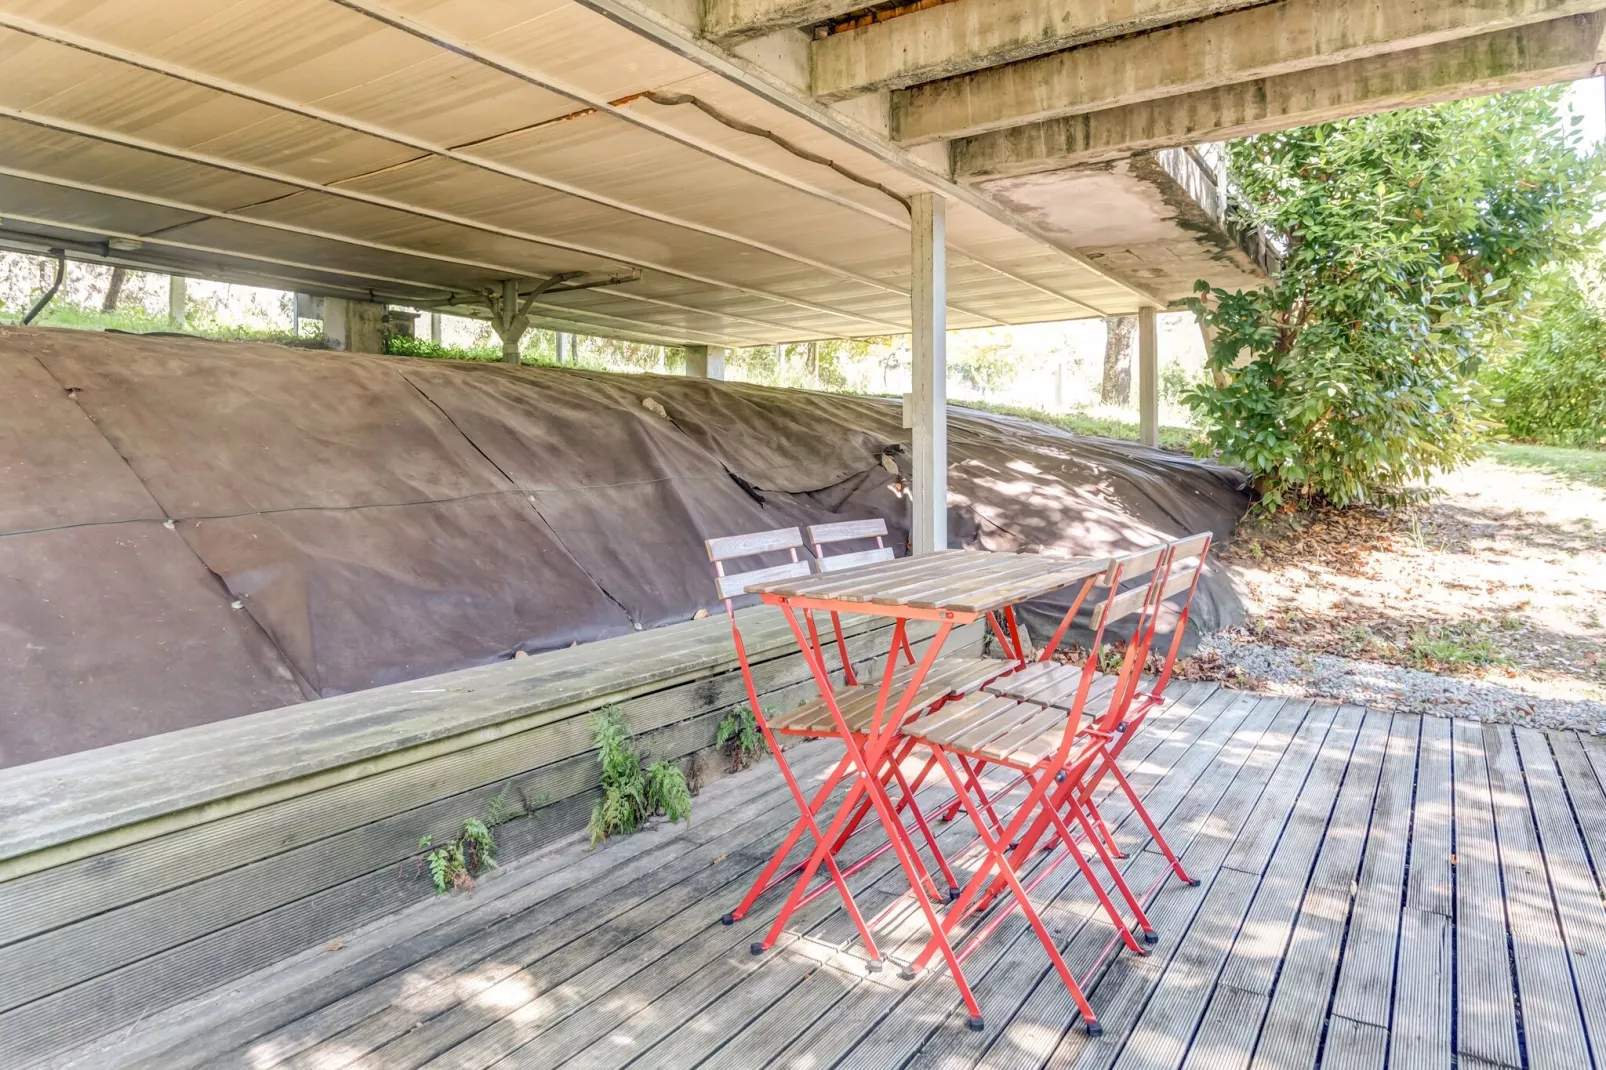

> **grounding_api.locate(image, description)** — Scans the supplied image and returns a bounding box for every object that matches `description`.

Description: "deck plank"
[1451,720,1522,1070]
[1244,709,1392,1070]
[909,694,1291,1070]
[741,684,1233,1070]
[1042,699,1324,1070]
[1171,704,1367,1070]
[1329,713,1419,1030]
[951,690,1274,1070]
[1483,726,1591,1070]
[54,697,1606,1070]
[1513,728,1606,1062]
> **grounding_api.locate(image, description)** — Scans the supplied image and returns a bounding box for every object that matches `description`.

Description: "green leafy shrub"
[716,703,770,771]
[586,706,692,847]
[385,334,504,362]
[1187,89,1605,512]
[1159,360,1195,405]
[1486,275,1606,448]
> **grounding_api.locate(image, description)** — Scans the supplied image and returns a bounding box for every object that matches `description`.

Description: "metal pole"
[909,192,947,555]
[1137,305,1159,448]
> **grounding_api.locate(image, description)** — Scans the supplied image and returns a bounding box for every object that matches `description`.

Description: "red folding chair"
[897,539,1201,1033]
[707,527,1003,967]
[983,533,1214,884]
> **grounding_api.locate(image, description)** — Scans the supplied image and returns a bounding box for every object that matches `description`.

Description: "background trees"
[1187,88,1606,512]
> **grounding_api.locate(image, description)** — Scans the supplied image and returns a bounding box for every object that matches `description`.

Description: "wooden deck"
[74,683,1606,1070]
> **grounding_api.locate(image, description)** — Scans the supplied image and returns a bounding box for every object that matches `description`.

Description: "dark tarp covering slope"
[0,327,1249,766]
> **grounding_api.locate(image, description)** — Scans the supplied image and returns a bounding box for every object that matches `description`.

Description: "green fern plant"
[716,703,770,771]
[586,706,692,847]
[645,759,693,822]
[417,814,500,895]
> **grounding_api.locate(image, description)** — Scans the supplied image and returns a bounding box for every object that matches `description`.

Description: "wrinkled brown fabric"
[0,327,1250,766]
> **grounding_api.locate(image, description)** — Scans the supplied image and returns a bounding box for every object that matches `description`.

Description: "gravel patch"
[1195,632,1606,734]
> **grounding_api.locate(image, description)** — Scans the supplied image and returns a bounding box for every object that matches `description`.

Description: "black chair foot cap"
[1085,1022,1103,1037]
[866,959,883,974]
[967,1016,986,1032]
[1008,841,1020,851]
[948,886,962,902]
[722,913,736,926]
[1186,878,1201,887]
[750,942,766,956]
[1143,930,1159,945]
[899,967,918,981]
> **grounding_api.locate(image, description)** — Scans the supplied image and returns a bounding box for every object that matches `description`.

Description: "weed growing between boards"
[413,787,513,895]
[716,703,770,771]
[587,706,693,848]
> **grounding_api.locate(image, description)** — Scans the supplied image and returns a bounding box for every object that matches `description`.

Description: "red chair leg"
[922,750,1099,1035]
[1106,748,1197,885]
[725,750,855,923]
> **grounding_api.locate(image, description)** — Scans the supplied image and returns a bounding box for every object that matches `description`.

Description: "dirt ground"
[1183,455,1606,731]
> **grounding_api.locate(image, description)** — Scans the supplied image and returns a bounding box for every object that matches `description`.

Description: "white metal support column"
[910,192,947,554]
[1137,304,1160,448]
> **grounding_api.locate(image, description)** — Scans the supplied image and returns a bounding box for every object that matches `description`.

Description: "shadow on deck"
[48,684,1606,1069]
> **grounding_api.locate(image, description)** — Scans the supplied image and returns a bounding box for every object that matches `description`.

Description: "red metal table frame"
[741,550,1110,1021]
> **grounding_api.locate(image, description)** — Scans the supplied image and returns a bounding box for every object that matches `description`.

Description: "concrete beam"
[909,192,948,555]
[811,0,1264,102]
[892,0,1606,143]
[954,15,1606,179]
[702,0,863,43]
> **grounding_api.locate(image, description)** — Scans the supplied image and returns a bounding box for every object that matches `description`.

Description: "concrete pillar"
[684,344,726,379]
[1137,305,1159,448]
[555,331,570,363]
[909,192,947,555]
[430,313,442,344]
[167,275,187,329]
[489,279,529,363]
[323,298,386,353]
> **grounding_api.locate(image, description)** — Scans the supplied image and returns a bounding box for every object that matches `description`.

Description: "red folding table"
[740,550,1111,1024]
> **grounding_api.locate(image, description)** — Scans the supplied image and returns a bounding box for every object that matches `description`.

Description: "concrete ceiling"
[0,0,1600,345]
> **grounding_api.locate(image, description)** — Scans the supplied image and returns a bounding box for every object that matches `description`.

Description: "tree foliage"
[1186,88,1604,511]
[1486,269,1606,448]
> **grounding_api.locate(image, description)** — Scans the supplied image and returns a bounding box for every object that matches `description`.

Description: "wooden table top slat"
[766,551,999,604]
[870,556,1050,608]
[748,551,1109,616]
[912,559,1105,614]
[754,550,966,600]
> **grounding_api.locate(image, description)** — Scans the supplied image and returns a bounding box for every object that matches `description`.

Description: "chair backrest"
[706,527,811,608]
[1143,532,1212,693]
[808,518,894,574]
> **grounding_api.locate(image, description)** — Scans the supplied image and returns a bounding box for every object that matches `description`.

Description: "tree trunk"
[101,267,127,312]
[1101,315,1135,405]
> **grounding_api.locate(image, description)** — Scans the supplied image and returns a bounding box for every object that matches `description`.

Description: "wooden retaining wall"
[0,608,983,1067]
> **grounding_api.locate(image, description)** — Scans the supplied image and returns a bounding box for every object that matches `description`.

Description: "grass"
[5,304,323,347]
[1488,442,1606,489]
[1406,623,1502,672]
[955,399,1197,451]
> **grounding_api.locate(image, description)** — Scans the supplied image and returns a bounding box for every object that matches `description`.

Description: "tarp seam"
[23,353,316,700]
[398,370,640,628]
